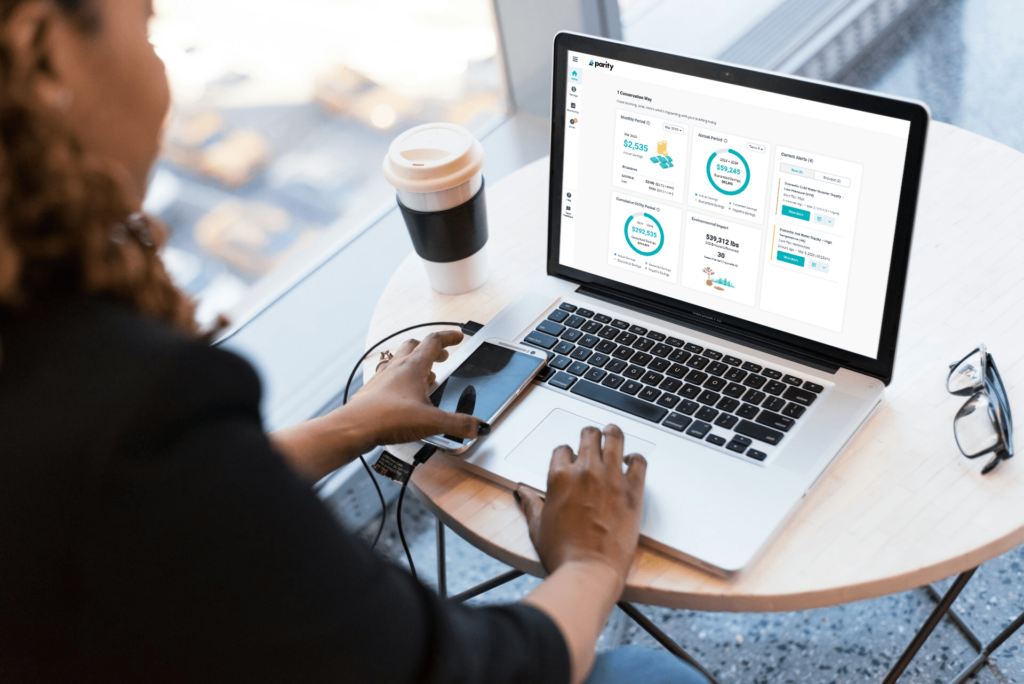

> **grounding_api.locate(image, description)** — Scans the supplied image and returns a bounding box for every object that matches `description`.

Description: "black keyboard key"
[567,361,589,376]
[803,381,824,394]
[559,302,577,312]
[598,326,621,340]
[602,374,625,389]
[666,363,688,379]
[714,413,738,430]
[660,378,683,393]
[731,434,752,448]
[663,412,692,431]
[742,389,766,405]
[569,347,592,362]
[584,367,607,383]
[641,371,665,386]
[684,343,704,354]
[628,325,648,335]
[737,403,760,419]
[763,396,786,413]
[570,380,669,423]
[638,386,662,403]
[742,361,763,373]
[632,352,654,367]
[678,384,701,399]
[783,386,819,406]
[617,332,638,346]
[756,410,795,432]
[686,421,712,438]
[611,319,630,329]
[723,382,745,398]
[606,359,628,374]
[561,329,583,343]
[612,346,635,361]
[549,371,577,389]
[782,374,802,386]
[724,367,747,382]
[686,356,710,370]
[668,349,691,363]
[537,320,566,336]
[656,393,680,409]
[649,358,671,372]
[549,355,571,370]
[678,399,700,415]
[685,370,709,385]
[651,343,673,358]
[596,340,618,354]
[633,338,655,352]
[743,374,767,389]
[782,402,806,419]
[764,380,787,396]
[548,309,569,323]
[725,439,748,454]
[665,337,684,347]
[581,320,603,334]
[566,315,587,329]
[525,330,558,349]
[553,340,575,356]
[702,349,723,360]
[647,331,666,342]
[593,313,612,324]
[706,434,727,447]
[706,361,728,376]
[621,380,643,396]
[578,334,599,348]
[697,390,721,406]
[623,365,645,380]
[762,368,782,380]
[704,377,728,392]
[576,308,595,318]
[747,449,768,462]
[696,405,718,422]
[723,355,742,366]
[589,353,610,368]
[717,397,741,413]
[536,366,555,383]
[735,420,784,445]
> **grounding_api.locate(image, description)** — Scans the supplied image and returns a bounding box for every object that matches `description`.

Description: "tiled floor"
[323,2,1024,681]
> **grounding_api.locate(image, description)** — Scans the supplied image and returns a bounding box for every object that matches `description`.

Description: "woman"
[0,1,708,682]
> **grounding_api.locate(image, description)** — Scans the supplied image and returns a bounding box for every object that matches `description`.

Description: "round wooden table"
[366,121,1024,614]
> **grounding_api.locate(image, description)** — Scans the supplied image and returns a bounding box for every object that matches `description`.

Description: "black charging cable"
[341,320,484,556]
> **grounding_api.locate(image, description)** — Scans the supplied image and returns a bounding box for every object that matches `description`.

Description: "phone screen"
[429,342,545,444]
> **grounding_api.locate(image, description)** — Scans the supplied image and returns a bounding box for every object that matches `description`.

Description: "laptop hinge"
[576,283,842,375]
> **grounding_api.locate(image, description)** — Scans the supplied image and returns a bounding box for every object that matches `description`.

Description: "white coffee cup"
[383,123,489,295]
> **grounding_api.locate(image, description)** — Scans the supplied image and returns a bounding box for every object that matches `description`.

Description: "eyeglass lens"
[954,392,1003,457]
[948,348,985,395]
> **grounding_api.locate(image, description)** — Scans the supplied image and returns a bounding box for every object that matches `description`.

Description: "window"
[146,0,505,326]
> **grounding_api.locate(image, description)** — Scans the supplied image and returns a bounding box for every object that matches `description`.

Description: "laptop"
[440,32,929,576]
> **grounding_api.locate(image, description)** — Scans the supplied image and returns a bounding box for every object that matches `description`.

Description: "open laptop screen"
[555,41,919,362]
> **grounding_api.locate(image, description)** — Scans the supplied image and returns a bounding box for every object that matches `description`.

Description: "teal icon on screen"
[649,155,673,168]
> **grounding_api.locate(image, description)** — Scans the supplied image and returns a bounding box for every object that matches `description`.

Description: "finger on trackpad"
[505,408,656,479]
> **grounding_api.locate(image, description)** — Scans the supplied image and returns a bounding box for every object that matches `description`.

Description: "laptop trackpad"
[505,408,657,479]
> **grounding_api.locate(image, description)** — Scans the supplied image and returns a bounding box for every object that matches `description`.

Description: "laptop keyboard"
[525,302,826,464]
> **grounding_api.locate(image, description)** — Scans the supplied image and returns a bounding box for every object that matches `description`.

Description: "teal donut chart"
[706,148,751,196]
[624,213,664,257]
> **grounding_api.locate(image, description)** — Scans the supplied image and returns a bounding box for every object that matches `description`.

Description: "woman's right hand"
[516,424,647,586]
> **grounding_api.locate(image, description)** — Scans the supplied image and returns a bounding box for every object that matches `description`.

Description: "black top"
[0,295,570,684]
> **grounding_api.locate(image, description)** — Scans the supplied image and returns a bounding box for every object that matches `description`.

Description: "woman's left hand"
[270,331,484,480]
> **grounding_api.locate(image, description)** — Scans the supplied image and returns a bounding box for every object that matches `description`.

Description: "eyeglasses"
[947,344,1014,474]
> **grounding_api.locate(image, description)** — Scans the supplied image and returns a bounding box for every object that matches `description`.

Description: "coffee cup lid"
[383,123,484,194]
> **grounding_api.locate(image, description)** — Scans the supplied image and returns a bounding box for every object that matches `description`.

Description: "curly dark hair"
[0,0,197,337]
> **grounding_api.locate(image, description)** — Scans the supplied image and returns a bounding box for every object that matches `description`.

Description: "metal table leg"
[882,568,978,684]
[436,518,447,599]
[923,583,983,651]
[949,608,1024,684]
[618,601,722,684]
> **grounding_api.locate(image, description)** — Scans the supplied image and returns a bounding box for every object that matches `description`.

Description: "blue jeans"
[584,646,710,684]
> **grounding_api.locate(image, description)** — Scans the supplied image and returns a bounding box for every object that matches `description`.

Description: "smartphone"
[423,339,547,453]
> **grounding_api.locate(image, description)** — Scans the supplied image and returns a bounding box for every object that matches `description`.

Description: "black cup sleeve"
[397,180,488,264]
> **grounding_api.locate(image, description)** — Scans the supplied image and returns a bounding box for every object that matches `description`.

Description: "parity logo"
[589,59,614,72]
